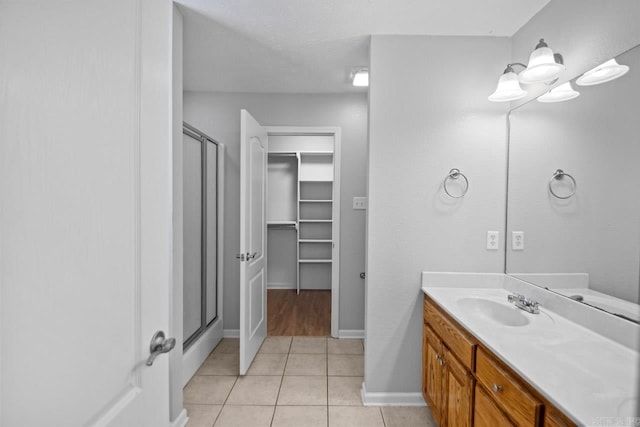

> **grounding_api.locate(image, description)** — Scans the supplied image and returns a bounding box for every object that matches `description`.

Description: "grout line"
[380,407,387,427]
[269,341,291,426]
[326,341,330,427]
[210,370,239,427]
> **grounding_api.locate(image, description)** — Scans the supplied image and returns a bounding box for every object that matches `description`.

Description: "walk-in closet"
[266,132,340,336]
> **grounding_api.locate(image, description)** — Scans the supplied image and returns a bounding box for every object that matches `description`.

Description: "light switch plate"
[353,197,367,210]
[487,231,499,250]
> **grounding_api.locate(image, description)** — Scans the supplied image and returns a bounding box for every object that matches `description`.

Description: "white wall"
[184,92,368,332]
[365,35,511,395]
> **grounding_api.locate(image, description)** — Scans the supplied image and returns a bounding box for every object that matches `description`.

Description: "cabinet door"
[544,406,576,427]
[423,324,443,426]
[474,385,515,427]
[443,349,473,427]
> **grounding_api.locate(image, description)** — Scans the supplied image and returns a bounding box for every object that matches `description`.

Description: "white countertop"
[421,274,639,426]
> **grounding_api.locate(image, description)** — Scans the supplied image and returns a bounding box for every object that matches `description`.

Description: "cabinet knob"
[492,384,503,393]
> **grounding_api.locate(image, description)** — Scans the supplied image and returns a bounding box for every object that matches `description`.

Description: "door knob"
[146,330,176,366]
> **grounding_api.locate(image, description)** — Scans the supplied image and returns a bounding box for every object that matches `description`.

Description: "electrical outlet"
[512,231,525,250]
[353,197,367,210]
[487,231,499,250]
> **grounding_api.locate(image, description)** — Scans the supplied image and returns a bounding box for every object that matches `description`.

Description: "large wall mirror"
[507,44,640,323]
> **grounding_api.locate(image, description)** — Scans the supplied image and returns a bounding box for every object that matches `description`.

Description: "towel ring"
[548,169,577,199]
[443,168,469,198]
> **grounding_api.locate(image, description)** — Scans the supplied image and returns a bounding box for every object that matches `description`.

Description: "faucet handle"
[525,299,541,313]
[507,293,524,303]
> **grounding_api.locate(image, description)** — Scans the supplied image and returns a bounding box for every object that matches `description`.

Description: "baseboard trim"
[338,329,364,339]
[267,282,296,290]
[171,409,188,427]
[223,329,239,338]
[360,382,426,406]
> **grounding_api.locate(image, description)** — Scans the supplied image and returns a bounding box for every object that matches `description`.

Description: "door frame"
[265,126,342,338]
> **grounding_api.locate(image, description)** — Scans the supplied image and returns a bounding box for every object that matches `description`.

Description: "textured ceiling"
[176,0,550,93]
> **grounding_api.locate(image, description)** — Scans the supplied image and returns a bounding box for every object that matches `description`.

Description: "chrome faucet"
[507,293,540,314]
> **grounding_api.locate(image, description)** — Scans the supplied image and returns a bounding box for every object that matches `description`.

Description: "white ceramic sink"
[457,297,530,327]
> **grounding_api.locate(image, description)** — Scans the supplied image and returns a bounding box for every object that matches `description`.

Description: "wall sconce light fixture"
[489,39,565,102]
[351,68,369,87]
[576,59,629,86]
[537,82,580,103]
[488,64,528,102]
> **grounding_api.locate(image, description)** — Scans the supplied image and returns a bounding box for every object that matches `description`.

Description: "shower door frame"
[182,122,225,350]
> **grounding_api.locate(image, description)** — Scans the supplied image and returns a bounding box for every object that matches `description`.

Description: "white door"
[0,1,173,426]
[239,110,269,374]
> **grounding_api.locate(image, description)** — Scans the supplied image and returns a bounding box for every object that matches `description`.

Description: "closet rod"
[268,152,298,157]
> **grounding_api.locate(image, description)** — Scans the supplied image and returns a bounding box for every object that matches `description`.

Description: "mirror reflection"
[506,44,640,323]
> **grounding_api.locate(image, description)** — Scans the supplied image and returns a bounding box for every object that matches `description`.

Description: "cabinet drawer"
[424,298,476,370]
[474,384,515,427]
[476,348,542,426]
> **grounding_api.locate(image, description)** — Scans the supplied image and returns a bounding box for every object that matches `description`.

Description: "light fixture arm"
[503,63,527,74]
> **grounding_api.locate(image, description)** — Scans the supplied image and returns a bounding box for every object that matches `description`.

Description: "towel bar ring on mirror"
[443,168,469,198]
[548,169,577,199]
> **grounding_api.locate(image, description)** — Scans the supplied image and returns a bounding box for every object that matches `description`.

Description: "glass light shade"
[537,82,580,103]
[576,59,629,86]
[352,70,369,87]
[518,46,565,84]
[488,71,528,102]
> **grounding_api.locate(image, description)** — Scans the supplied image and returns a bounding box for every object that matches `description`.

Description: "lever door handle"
[236,252,258,262]
[146,330,176,366]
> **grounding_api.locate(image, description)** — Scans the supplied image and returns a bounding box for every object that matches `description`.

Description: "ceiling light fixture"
[576,59,629,86]
[351,68,369,87]
[489,38,565,102]
[537,82,580,103]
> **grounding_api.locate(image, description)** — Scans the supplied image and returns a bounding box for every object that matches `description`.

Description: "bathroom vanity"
[423,294,572,426]
[421,273,639,427]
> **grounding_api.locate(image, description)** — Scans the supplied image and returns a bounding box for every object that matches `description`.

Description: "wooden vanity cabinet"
[423,324,474,427]
[443,347,474,427]
[423,324,445,425]
[543,406,575,427]
[475,347,542,426]
[423,295,576,427]
[474,383,515,427]
[423,303,475,427]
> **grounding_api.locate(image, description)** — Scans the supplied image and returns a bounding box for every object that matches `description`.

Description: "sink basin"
[457,297,530,327]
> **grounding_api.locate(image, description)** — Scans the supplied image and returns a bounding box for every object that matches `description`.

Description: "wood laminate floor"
[267,289,331,336]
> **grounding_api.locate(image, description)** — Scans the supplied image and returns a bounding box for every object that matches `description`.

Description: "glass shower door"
[183,126,219,348]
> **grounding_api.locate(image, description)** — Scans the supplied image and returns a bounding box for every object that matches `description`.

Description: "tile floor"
[183,337,437,427]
